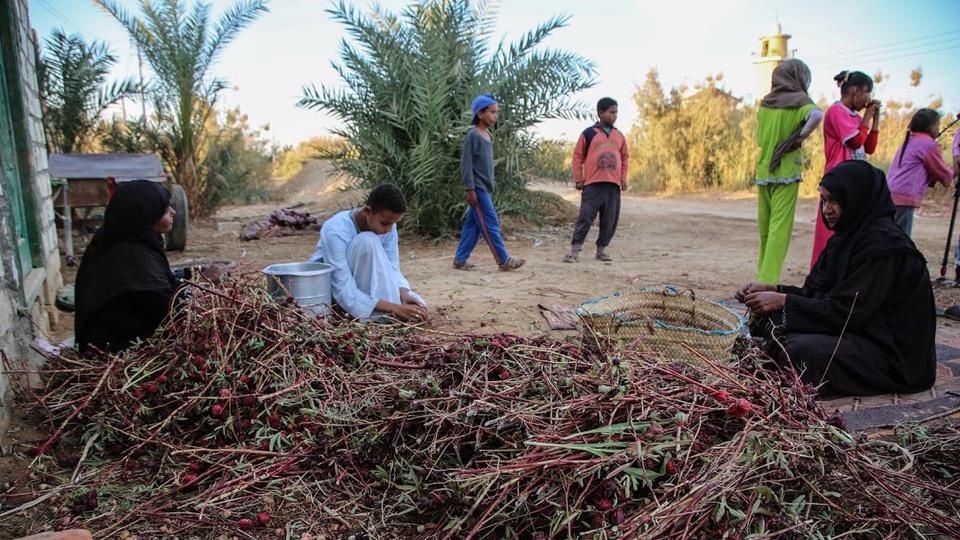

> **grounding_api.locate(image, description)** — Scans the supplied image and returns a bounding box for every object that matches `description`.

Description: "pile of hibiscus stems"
[3,274,960,539]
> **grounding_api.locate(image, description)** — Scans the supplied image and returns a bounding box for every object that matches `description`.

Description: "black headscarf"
[808,160,922,291]
[75,180,177,345]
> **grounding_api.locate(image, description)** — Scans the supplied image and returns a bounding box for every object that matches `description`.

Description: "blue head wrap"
[471,94,497,125]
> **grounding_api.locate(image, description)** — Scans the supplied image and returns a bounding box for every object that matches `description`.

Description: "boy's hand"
[400,288,427,310]
[466,189,479,207]
[621,180,628,191]
[390,302,428,322]
[575,182,584,191]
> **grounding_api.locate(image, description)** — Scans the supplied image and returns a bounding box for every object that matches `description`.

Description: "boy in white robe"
[310,184,427,321]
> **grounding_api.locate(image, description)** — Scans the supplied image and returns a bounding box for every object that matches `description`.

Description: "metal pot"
[263,262,334,316]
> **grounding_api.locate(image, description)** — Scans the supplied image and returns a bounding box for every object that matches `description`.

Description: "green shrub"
[298,0,595,237]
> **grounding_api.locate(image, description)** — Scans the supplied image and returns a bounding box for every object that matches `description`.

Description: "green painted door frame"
[0,2,37,279]
[0,32,33,278]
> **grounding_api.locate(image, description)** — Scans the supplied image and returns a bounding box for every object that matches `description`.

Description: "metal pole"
[937,113,960,139]
[137,43,147,120]
[62,182,74,265]
[935,113,960,280]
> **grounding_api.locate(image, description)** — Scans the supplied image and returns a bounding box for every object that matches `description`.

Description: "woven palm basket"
[576,287,745,364]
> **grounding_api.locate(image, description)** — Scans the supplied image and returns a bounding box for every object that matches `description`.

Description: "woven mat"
[538,304,579,330]
[821,342,960,431]
[839,393,960,431]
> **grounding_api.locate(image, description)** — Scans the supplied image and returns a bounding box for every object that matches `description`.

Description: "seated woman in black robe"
[736,160,937,397]
[74,180,223,353]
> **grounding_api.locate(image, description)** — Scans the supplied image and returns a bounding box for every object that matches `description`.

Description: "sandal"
[562,252,578,263]
[596,250,612,262]
[453,260,476,271]
[499,257,525,272]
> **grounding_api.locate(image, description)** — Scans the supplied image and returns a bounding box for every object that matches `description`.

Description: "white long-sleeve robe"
[310,209,422,319]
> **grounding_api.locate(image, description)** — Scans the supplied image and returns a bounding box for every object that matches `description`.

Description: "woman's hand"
[743,291,787,314]
[466,189,479,207]
[735,282,776,303]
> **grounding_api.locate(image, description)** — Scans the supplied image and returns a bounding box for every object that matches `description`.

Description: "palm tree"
[38,29,137,153]
[299,0,595,237]
[94,0,269,216]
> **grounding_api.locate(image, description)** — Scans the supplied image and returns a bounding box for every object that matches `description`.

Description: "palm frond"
[94,0,267,217]
[302,0,594,236]
[39,28,136,152]
[198,0,269,80]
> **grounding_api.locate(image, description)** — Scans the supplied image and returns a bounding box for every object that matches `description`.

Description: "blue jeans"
[894,205,914,237]
[454,188,509,265]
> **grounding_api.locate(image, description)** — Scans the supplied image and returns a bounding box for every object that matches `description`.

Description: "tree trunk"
[176,156,201,220]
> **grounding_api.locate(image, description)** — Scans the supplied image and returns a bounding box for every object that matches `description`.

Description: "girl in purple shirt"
[887,109,954,236]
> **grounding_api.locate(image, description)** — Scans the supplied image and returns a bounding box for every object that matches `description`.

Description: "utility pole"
[137,43,147,120]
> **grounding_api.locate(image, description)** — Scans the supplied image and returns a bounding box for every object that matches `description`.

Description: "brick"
[937,364,954,379]
[1,0,63,440]
[899,388,939,402]
[857,395,897,408]
[14,530,94,540]
[820,397,857,413]
[933,377,960,395]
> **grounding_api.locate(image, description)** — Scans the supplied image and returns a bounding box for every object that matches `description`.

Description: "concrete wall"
[0,0,63,439]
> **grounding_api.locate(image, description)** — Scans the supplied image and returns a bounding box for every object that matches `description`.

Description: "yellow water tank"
[754,22,792,98]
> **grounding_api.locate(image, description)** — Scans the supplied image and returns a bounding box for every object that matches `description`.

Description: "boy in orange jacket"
[563,97,629,262]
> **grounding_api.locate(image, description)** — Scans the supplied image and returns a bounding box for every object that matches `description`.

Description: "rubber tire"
[165,183,188,251]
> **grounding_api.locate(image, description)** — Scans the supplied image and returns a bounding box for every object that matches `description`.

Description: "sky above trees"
[29,0,960,145]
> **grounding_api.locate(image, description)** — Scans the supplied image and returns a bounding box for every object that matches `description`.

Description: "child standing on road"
[563,97,629,263]
[811,70,880,267]
[887,109,954,237]
[754,59,823,284]
[453,94,525,272]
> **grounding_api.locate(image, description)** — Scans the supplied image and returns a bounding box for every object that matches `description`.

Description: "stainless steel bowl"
[263,262,334,315]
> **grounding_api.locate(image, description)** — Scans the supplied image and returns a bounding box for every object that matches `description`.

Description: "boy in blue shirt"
[453,94,525,271]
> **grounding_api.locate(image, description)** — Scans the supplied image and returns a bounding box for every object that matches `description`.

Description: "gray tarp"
[48,153,166,182]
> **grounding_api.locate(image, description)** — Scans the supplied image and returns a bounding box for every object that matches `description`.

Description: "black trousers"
[571,182,621,248]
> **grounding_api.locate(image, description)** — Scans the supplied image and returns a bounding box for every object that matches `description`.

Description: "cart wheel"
[165,183,188,251]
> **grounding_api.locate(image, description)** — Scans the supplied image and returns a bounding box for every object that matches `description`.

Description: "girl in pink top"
[811,70,880,268]
[887,109,954,236]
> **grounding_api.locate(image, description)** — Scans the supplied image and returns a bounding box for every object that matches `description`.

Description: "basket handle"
[663,286,697,325]
[662,286,697,302]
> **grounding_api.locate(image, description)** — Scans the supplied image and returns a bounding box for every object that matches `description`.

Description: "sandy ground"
[49,164,960,340]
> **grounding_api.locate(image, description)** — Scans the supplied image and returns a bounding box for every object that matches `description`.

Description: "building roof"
[48,153,166,182]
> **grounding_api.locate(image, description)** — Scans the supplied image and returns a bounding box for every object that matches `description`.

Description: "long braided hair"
[899,108,940,166]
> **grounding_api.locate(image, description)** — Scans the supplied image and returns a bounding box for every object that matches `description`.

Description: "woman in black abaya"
[74,180,223,353]
[736,160,937,397]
